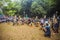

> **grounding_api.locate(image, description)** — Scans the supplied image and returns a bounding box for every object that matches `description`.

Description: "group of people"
[6,15,60,38]
[40,15,60,38]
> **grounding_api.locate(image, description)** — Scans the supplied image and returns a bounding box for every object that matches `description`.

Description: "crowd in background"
[0,15,60,38]
[9,15,60,38]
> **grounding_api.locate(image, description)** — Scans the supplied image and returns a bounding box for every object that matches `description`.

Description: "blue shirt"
[45,26,51,34]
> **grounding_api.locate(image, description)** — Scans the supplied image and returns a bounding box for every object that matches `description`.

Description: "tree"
[0,1,3,14]
[31,1,46,16]
[31,0,56,17]
[3,0,22,16]
[0,0,56,17]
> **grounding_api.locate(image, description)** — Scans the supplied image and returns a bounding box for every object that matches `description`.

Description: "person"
[57,16,60,28]
[51,15,56,32]
[34,16,39,27]
[17,16,21,25]
[50,17,54,31]
[53,18,59,33]
[40,18,44,26]
[21,17,25,25]
[27,18,32,26]
[43,23,51,38]
[39,18,45,30]
[13,15,17,26]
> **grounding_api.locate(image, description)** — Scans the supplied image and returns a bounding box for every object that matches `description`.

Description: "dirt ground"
[0,22,60,40]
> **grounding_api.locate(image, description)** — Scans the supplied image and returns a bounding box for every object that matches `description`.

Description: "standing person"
[13,15,17,26]
[44,16,48,24]
[52,15,59,33]
[34,16,39,27]
[43,23,51,38]
[53,18,59,33]
[43,15,49,26]
[40,18,44,28]
[21,17,25,25]
[57,16,60,28]
[50,17,54,31]
[39,18,44,30]
[17,16,21,25]
[51,15,56,32]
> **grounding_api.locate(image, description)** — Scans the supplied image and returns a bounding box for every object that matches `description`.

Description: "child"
[43,23,51,38]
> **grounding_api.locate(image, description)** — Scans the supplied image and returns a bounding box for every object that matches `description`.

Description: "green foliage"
[0,1,3,7]
[31,0,56,16]
[0,11,3,14]
[3,0,22,16]
[43,0,56,10]
[31,0,47,15]
[3,2,16,16]
[7,10,16,16]
[0,0,56,17]
[5,0,11,2]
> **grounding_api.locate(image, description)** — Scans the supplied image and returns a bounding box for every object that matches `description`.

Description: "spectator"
[43,23,51,38]
[13,15,17,26]
[53,18,59,33]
